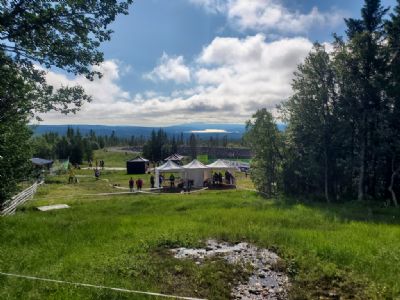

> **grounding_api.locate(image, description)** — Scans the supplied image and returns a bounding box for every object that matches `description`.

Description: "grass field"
[1,152,399,299]
[87,149,139,168]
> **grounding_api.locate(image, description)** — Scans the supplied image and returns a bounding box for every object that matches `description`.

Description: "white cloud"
[40,35,313,125]
[44,60,130,105]
[190,0,344,34]
[144,53,191,84]
[189,0,227,13]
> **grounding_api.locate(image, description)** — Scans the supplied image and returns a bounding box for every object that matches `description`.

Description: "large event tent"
[155,160,184,188]
[206,159,235,170]
[182,159,210,188]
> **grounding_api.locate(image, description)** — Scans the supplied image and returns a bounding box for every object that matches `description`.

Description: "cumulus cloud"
[190,0,344,34]
[39,34,313,125]
[189,0,226,13]
[144,53,191,84]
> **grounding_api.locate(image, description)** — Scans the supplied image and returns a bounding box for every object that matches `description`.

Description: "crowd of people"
[127,171,235,192]
[67,158,237,192]
[88,159,105,169]
[212,171,235,185]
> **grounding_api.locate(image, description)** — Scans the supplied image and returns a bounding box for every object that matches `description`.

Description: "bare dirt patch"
[171,240,290,300]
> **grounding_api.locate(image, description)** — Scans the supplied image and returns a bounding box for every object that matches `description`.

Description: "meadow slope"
[1,167,399,299]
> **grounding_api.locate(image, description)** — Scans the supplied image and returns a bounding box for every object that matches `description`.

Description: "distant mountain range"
[31,123,286,139]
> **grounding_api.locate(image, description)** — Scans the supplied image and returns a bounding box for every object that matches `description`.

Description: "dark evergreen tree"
[189,133,197,159]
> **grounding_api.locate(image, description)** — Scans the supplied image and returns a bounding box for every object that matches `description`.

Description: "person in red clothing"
[129,177,134,192]
[136,178,143,191]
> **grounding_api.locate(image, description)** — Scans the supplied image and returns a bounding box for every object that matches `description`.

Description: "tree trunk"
[358,140,366,201]
[358,113,368,202]
[388,157,399,208]
[324,148,330,203]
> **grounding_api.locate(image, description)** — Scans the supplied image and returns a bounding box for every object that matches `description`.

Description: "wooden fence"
[1,181,42,216]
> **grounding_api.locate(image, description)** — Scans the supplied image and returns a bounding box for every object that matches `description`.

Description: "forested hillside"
[246,0,400,206]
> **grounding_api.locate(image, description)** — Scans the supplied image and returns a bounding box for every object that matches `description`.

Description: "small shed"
[126,156,149,174]
[164,154,184,165]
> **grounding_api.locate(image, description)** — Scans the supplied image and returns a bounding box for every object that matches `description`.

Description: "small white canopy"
[155,161,184,188]
[183,159,209,170]
[164,154,184,161]
[183,159,210,187]
[207,159,234,170]
[156,160,183,172]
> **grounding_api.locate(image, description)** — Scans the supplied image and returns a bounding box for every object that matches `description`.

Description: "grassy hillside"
[90,149,138,168]
[0,157,399,299]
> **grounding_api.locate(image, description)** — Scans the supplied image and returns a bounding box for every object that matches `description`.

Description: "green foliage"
[196,154,208,164]
[0,118,32,203]
[0,173,399,298]
[248,0,400,205]
[188,133,197,159]
[31,127,101,164]
[245,109,283,196]
[281,44,337,201]
[0,0,133,204]
[0,0,132,79]
[142,129,174,162]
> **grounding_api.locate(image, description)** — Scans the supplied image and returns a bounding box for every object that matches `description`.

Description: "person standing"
[94,168,100,180]
[68,168,74,184]
[136,178,143,191]
[129,177,134,192]
[225,171,230,184]
[169,174,175,187]
[150,175,155,188]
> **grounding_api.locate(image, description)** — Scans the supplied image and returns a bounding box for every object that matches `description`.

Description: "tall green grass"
[0,178,399,299]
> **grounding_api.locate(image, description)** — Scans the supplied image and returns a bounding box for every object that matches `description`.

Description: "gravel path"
[171,240,290,300]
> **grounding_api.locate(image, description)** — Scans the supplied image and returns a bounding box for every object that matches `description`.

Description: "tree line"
[31,127,241,165]
[246,0,400,207]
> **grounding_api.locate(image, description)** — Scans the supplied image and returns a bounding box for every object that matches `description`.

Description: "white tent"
[207,159,237,185]
[183,159,211,187]
[207,159,235,170]
[155,160,184,188]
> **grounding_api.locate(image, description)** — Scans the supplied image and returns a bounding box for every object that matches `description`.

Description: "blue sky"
[41,0,397,126]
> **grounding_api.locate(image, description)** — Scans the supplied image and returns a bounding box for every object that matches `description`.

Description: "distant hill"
[31,123,286,139]
[31,123,247,140]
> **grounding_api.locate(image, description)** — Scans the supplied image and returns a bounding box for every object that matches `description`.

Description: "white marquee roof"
[156,160,183,172]
[207,159,234,170]
[183,159,209,170]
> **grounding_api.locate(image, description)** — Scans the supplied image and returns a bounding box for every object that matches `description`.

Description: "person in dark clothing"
[94,168,100,180]
[218,172,223,185]
[136,178,143,191]
[129,177,134,192]
[225,171,230,184]
[185,179,192,193]
[169,174,175,187]
[150,175,155,188]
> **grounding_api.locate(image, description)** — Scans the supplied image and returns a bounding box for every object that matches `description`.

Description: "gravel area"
[171,240,290,300]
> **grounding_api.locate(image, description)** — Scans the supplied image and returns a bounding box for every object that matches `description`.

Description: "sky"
[39,0,396,126]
